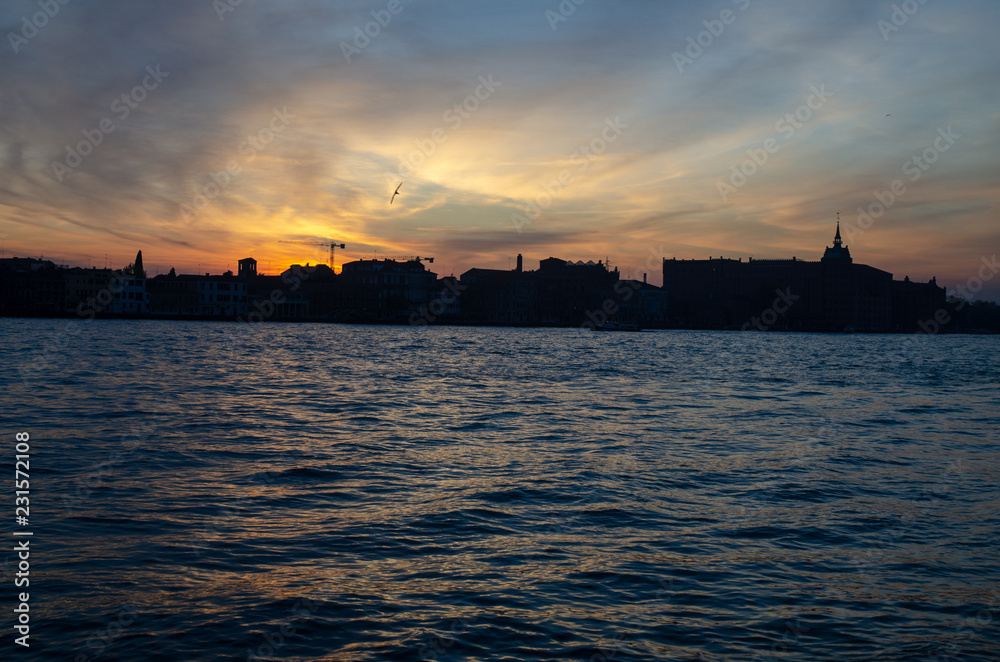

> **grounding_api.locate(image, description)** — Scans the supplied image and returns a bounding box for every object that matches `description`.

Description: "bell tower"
[822,212,853,330]
[822,212,852,264]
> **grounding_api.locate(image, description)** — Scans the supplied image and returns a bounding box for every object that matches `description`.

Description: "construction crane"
[278,240,346,272]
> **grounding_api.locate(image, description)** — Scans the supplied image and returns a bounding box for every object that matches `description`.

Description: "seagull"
[886,114,891,117]
[390,182,402,205]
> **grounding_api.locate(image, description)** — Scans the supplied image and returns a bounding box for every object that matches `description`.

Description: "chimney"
[643,273,647,284]
[516,254,523,273]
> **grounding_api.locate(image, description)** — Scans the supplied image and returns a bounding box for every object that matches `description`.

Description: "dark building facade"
[337,258,438,322]
[148,273,246,317]
[0,237,956,330]
[616,278,668,327]
[459,255,667,327]
[891,276,947,332]
[460,260,537,324]
[661,224,937,332]
[0,258,64,316]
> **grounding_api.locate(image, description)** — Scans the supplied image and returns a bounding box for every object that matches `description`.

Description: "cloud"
[0,0,997,299]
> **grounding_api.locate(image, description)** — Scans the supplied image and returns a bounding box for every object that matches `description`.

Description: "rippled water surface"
[1,319,998,661]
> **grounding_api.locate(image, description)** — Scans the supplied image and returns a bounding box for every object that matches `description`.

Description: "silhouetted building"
[338,258,437,322]
[63,268,120,315]
[0,239,963,330]
[460,256,630,326]
[435,277,463,319]
[112,276,149,315]
[238,257,257,279]
[243,272,308,320]
[616,277,668,326]
[662,224,913,331]
[537,258,621,325]
[148,272,200,316]
[0,258,63,316]
[460,266,536,324]
[149,272,245,317]
[891,276,947,332]
[286,264,337,319]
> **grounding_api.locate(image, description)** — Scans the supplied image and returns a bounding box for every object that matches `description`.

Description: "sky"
[1,0,998,300]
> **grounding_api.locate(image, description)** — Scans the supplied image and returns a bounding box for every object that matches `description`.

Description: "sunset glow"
[2,1,998,298]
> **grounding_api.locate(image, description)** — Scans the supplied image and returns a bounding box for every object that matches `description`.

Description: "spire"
[822,211,852,263]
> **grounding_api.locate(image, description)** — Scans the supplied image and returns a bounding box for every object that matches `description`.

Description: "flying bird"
[886,114,891,117]
[390,182,402,205]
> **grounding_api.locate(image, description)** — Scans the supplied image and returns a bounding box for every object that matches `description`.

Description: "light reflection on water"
[1,319,998,661]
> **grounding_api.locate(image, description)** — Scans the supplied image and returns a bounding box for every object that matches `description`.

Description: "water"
[1,319,998,661]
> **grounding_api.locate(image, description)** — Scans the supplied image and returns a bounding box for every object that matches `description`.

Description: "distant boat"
[592,321,641,332]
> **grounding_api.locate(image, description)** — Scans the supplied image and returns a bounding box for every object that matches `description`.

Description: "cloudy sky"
[2,0,998,299]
